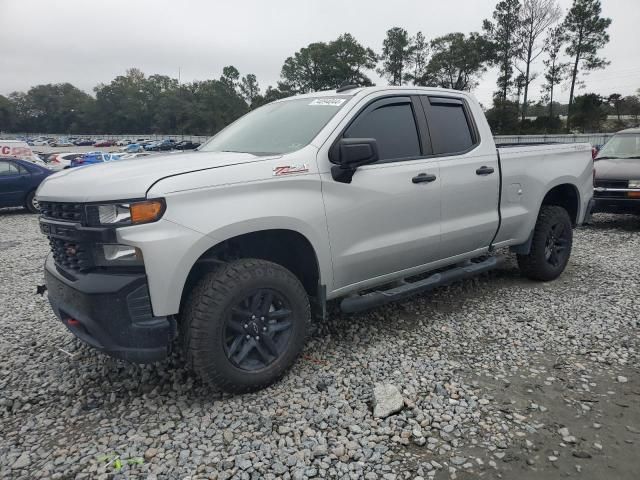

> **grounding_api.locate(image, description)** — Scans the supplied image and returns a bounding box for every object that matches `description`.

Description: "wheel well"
[541,184,579,225]
[181,229,320,309]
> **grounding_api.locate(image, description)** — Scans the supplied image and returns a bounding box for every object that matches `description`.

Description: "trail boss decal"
[273,164,309,176]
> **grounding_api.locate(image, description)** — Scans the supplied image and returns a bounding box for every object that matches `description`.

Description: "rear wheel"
[517,205,573,281]
[182,259,310,392]
[25,191,39,214]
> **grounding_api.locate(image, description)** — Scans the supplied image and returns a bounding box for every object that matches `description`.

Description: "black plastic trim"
[44,254,175,363]
[40,218,118,243]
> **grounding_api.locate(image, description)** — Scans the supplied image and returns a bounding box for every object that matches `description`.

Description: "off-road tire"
[182,258,310,393]
[517,205,573,281]
[25,190,39,213]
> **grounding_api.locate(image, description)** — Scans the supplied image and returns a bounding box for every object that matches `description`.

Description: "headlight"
[629,180,640,189]
[86,199,165,226]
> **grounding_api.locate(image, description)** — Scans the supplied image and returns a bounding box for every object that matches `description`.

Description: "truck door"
[321,96,442,291]
[420,96,500,258]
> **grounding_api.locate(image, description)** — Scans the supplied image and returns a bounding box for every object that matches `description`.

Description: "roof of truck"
[616,128,640,134]
[281,85,472,100]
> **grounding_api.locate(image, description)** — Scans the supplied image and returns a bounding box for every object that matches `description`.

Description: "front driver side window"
[344,99,421,162]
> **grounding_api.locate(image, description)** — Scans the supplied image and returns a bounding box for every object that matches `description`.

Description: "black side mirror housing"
[329,138,379,183]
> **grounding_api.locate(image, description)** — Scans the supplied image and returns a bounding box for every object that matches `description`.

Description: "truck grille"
[40,202,93,272]
[39,201,85,223]
[594,180,629,198]
[48,238,93,272]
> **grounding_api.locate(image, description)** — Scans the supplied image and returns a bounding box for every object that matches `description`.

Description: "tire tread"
[182,258,310,393]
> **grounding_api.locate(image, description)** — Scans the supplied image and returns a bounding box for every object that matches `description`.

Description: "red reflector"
[67,318,80,326]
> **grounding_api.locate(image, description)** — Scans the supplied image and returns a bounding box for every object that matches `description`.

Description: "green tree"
[220,66,241,93]
[571,93,606,132]
[420,33,492,91]
[378,27,412,86]
[483,0,522,103]
[562,0,611,130]
[0,95,15,132]
[607,93,623,122]
[516,0,561,121]
[94,68,154,133]
[406,32,429,85]
[280,34,376,93]
[622,94,640,123]
[240,74,260,107]
[9,83,95,133]
[540,25,569,119]
[485,98,520,134]
[330,33,377,87]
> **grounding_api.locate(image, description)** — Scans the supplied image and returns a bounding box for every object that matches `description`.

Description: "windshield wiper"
[594,156,620,160]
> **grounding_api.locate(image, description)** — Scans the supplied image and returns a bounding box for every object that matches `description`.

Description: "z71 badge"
[273,164,309,176]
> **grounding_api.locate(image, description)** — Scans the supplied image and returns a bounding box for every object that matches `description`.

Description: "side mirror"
[329,138,379,183]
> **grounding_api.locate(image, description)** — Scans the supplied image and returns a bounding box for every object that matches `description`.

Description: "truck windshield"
[596,134,640,160]
[199,97,350,156]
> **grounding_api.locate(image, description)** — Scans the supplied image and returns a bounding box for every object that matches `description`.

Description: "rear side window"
[422,97,476,155]
[344,100,421,161]
[0,161,20,176]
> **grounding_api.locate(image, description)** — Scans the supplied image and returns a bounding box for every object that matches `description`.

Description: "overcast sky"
[1,0,638,107]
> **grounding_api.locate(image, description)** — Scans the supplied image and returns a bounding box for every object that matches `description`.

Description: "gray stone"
[373,384,404,418]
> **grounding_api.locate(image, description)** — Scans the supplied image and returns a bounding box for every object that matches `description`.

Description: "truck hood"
[36,151,272,202]
[594,158,640,181]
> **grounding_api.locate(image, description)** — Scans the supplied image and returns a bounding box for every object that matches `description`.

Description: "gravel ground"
[0,210,638,480]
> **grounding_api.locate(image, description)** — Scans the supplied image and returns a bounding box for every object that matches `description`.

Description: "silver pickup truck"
[36,86,594,392]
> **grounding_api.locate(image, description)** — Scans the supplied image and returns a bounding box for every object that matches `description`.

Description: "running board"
[340,256,504,313]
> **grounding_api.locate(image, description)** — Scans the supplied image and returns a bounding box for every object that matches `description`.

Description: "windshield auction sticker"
[309,98,346,106]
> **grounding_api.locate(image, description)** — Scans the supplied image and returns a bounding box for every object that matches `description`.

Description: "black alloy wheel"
[544,221,570,267]
[224,289,293,371]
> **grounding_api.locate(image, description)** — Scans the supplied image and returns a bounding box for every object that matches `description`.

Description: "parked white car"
[36,86,594,392]
[48,152,85,169]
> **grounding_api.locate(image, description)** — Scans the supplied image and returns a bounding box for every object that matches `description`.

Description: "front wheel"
[182,259,310,393]
[517,205,573,281]
[25,191,40,214]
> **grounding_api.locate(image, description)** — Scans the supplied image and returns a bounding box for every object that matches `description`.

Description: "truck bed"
[493,142,594,247]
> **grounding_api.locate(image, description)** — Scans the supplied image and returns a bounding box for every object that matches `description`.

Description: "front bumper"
[45,254,176,363]
[592,197,640,214]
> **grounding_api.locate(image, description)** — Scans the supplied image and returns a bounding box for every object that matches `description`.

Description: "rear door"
[0,160,29,206]
[321,95,442,291]
[420,96,499,258]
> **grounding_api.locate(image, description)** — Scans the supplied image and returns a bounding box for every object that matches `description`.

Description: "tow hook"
[36,284,47,296]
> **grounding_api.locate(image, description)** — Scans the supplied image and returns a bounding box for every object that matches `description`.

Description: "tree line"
[1,0,637,136]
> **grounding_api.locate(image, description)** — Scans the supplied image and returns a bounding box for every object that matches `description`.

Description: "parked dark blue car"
[0,157,53,213]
